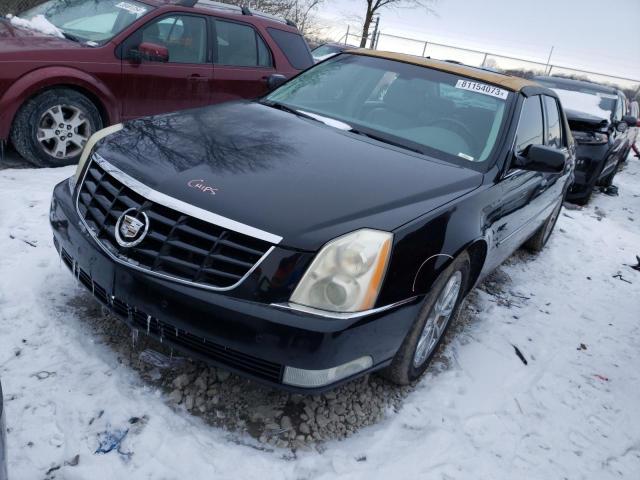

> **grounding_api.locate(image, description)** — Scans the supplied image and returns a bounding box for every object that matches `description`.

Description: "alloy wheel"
[37,105,92,160]
[413,270,462,367]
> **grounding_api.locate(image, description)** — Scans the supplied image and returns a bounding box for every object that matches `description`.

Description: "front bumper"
[50,180,421,392]
[566,143,613,200]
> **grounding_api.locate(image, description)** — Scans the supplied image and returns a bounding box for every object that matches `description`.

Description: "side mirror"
[513,144,566,173]
[132,42,169,63]
[266,74,287,91]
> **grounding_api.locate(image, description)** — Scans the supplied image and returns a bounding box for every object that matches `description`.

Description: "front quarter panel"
[378,184,489,305]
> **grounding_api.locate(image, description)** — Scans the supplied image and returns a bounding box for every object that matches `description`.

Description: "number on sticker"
[455,80,508,100]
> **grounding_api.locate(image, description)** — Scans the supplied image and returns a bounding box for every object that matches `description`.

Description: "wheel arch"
[464,239,488,292]
[0,66,119,141]
[411,237,488,296]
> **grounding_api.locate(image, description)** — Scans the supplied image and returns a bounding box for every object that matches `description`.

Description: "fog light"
[282,356,373,388]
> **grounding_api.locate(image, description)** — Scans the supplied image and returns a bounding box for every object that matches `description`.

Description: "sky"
[316,0,640,87]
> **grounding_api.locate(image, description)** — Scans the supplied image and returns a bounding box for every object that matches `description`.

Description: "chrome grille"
[76,157,275,290]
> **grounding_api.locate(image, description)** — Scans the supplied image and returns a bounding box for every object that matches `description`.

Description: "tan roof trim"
[345,49,540,92]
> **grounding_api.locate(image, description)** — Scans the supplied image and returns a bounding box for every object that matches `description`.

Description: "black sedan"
[0,379,7,480]
[50,50,574,391]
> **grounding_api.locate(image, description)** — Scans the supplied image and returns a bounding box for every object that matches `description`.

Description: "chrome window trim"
[270,296,419,319]
[74,154,280,292]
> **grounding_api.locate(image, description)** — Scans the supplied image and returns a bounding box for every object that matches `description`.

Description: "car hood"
[0,18,79,56]
[96,102,483,251]
[565,108,610,132]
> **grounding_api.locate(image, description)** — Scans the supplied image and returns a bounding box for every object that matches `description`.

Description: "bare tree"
[357,0,436,48]
[222,0,324,36]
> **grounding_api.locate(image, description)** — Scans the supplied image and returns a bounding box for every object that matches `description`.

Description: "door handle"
[188,74,208,82]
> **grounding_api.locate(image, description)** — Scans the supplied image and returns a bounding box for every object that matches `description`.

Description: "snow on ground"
[1,155,639,479]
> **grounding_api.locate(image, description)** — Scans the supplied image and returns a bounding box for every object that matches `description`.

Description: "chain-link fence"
[338,29,640,100]
[0,0,44,15]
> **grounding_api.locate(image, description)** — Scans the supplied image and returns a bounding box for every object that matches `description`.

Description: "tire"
[599,167,617,188]
[10,88,102,168]
[525,197,562,253]
[572,190,592,206]
[381,252,470,385]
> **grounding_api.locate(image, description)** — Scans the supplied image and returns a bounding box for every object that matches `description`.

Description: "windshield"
[21,0,152,44]
[265,54,512,163]
[551,88,615,121]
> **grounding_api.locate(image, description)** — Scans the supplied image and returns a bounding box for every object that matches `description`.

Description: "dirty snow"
[552,88,613,120]
[7,14,64,39]
[1,154,640,479]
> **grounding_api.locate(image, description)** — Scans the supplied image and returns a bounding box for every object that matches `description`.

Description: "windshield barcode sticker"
[455,80,508,99]
[115,2,148,15]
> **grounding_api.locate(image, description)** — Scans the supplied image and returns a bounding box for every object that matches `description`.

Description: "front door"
[491,96,547,254]
[210,18,276,103]
[120,13,213,120]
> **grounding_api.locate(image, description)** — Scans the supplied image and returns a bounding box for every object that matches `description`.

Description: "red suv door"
[120,13,213,120]
[210,18,276,103]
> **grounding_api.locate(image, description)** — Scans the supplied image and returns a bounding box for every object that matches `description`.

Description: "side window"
[139,15,207,64]
[543,96,563,149]
[215,20,273,67]
[267,27,313,70]
[515,96,544,154]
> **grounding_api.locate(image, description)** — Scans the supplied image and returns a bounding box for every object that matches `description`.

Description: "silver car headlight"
[290,229,393,313]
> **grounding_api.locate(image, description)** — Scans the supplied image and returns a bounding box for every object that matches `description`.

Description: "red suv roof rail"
[177,0,298,28]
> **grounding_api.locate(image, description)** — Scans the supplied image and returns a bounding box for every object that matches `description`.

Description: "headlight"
[290,229,392,313]
[71,123,124,189]
[571,130,608,145]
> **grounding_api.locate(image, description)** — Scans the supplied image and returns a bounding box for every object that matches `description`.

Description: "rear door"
[120,13,213,119]
[210,18,276,103]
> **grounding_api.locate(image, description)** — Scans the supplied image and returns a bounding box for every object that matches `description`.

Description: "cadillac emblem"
[115,208,149,247]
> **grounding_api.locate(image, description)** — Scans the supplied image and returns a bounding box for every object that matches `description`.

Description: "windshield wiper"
[265,101,319,122]
[62,31,82,43]
[349,128,425,155]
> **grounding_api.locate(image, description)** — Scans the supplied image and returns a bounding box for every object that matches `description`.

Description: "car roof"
[533,75,618,94]
[141,0,299,31]
[347,49,540,92]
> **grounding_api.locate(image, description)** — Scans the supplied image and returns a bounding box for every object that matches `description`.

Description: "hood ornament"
[115,208,149,247]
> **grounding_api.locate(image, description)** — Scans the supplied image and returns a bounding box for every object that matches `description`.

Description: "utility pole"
[369,15,380,49]
[545,46,554,75]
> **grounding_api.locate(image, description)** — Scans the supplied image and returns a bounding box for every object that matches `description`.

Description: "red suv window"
[214,19,272,67]
[267,28,313,70]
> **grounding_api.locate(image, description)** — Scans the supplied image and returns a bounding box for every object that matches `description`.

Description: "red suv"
[0,0,313,167]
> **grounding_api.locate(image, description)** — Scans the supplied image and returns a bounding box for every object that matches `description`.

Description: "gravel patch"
[61,262,515,450]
